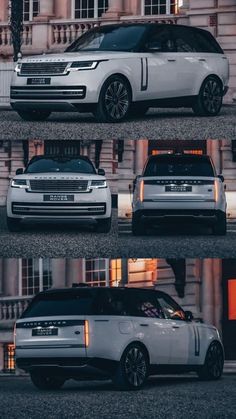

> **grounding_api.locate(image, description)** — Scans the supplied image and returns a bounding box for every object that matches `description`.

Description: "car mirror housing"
[185,311,194,322]
[98,168,105,176]
[16,168,24,175]
[218,174,225,182]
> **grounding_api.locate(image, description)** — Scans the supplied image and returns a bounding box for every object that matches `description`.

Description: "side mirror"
[16,168,24,175]
[185,311,194,322]
[133,175,141,192]
[218,175,224,183]
[98,168,105,176]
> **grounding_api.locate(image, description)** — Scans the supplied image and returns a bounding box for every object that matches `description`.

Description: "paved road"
[0,375,236,419]
[0,208,118,258]
[0,105,236,140]
[118,219,236,258]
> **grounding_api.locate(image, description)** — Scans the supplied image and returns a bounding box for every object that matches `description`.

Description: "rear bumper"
[133,209,225,225]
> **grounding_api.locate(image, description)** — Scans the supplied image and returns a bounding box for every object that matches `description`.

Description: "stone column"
[135,140,148,176]
[202,259,214,325]
[3,259,18,297]
[104,0,124,19]
[0,0,9,21]
[37,0,54,20]
[66,259,84,287]
[210,139,221,175]
[213,259,223,334]
[51,259,66,288]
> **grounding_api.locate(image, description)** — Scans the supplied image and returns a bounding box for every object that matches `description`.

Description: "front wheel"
[7,217,22,232]
[17,110,51,121]
[192,76,223,116]
[212,213,227,236]
[112,344,149,390]
[94,75,131,123]
[197,342,224,381]
[95,217,112,233]
[30,372,65,390]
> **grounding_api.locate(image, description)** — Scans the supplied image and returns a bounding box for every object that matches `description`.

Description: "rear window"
[143,156,215,177]
[25,157,96,174]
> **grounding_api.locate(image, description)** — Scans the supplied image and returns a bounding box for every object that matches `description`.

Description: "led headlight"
[11,179,29,189]
[69,61,99,71]
[14,63,22,73]
[90,180,107,189]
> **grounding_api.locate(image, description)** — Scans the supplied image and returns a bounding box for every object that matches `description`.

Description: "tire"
[17,110,51,121]
[129,103,149,119]
[132,214,146,236]
[212,212,227,236]
[94,75,131,123]
[192,76,223,117]
[197,342,224,381]
[96,217,112,233]
[112,343,149,390]
[7,217,22,232]
[30,372,65,390]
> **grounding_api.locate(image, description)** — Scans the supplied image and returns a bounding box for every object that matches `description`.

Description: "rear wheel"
[197,342,224,381]
[30,372,65,390]
[192,76,223,116]
[212,212,227,236]
[95,217,112,233]
[112,343,149,390]
[94,75,131,123]
[17,110,51,121]
[7,217,22,232]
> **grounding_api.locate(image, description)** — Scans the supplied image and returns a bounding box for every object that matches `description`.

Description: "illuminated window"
[110,259,122,287]
[3,344,15,374]
[228,279,236,320]
[73,0,108,19]
[85,259,109,286]
[20,259,52,296]
[23,0,39,21]
[142,0,178,15]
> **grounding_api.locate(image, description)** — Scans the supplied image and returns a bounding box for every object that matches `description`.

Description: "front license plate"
[27,78,51,85]
[165,186,192,192]
[44,195,75,202]
[32,328,58,336]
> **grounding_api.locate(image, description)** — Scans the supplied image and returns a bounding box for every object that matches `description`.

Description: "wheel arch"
[204,339,225,362]
[120,340,150,364]
[200,74,224,92]
[99,72,133,101]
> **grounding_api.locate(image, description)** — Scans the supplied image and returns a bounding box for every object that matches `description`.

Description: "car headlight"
[11,179,29,189]
[90,180,107,189]
[69,61,102,71]
[14,63,21,73]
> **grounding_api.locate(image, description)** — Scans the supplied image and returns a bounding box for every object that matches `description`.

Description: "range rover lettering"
[132,154,227,235]
[10,23,229,123]
[15,286,224,391]
[7,155,112,233]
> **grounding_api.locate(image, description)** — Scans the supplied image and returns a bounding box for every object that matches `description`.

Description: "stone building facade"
[0,1,235,102]
[118,139,236,218]
[0,257,236,374]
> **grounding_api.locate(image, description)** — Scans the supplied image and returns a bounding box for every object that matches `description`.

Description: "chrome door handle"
[199,58,206,62]
[167,59,176,62]
[140,324,149,327]
[172,326,180,329]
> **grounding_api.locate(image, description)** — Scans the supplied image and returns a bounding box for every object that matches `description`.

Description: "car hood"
[20,51,138,63]
[13,173,106,181]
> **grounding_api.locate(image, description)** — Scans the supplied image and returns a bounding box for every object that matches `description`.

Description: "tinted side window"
[173,27,197,53]
[157,293,186,321]
[129,290,163,318]
[146,26,174,52]
[96,290,129,316]
[194,30,223,53]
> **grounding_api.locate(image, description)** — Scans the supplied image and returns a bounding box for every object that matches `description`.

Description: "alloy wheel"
[202,79,222,114]
[206,343,224,378]
[124,346,147,387]
[104,81,129,120]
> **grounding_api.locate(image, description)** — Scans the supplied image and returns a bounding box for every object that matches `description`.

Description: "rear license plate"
[165,186,192,192]
[44,195,74,202]
[32,328,58,336]
[27,78,51,85]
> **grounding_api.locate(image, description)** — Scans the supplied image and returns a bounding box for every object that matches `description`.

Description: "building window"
[20,259,52,296]
[110,260,122,287]
[142,0,178,15]
[3,344,15,374]
[73,0,108,19]
[85,259,109,286]
[228,280,236,321]
[44,140,81,157]
[23,0,39,22]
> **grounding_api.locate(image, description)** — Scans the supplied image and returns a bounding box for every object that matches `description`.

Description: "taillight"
[214,180,219,202]
[139,180,144,202]
[84,320,89,348]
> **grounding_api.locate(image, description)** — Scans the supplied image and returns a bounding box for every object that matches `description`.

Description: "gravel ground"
[0,105,235,140]
[1,375,236,419]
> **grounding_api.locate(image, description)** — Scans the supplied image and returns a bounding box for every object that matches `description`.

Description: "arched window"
[72,0,108,19]
[142,0,178,15]
[23,0,39,22]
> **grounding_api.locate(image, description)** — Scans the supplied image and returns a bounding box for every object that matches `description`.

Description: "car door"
[156,292,193,365]
[140,25,180,100]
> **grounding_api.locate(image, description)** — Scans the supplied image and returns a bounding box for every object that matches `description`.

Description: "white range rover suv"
[15,286,224,391]
[132,154,227,235]
[10,23,229,123]
[7,155,112,232]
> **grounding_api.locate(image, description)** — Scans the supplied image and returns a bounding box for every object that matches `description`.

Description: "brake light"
[84,320,89,348]
[214,180,219,202]
[140,180,144,202]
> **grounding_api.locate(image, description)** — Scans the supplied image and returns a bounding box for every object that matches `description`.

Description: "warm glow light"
[140,180,144,202]
[214,180,219,202]
[228,280,236,320]
[7,344,15,371]
[84,320,89,347]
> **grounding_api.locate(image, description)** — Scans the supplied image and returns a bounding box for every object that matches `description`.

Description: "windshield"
[65,25,147,52]
[144,156,215,177]
[25,157,96,174]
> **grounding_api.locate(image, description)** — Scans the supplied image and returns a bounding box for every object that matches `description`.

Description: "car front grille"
[20,62,69,76]
[12,202,106,216]
[144,180,214,185]
[29,180,89,192]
